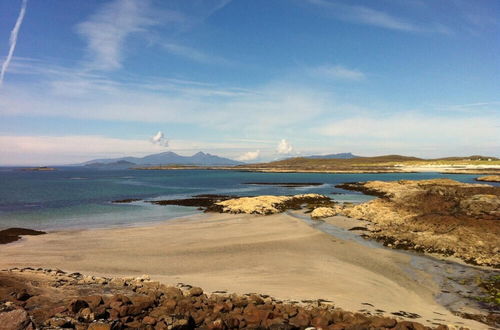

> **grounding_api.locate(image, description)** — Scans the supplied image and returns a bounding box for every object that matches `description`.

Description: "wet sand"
[0,213,487,328]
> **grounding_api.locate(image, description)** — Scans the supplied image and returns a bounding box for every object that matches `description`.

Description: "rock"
[69,299,90,314]
[44,316,75,328]
[171,317,194,330]
[394,320,428,330]
[128,295,155,315]
[311,315,329,329]
[460,194,500,217]
[78,307,94,322]
[188,286,203,297]
[0,309,32,330]
[248,294,264,305]
[476,175,500,182]
[15,289,32,301]
[289,311,311,327]
[369,316,397,328]
[143,315,157,325]
[338,179,500,267]
[0,268,440,330]
[212,194,331,215]
[83,295,104,309]
[87,322,112,330]
[311,207,339,219]
[109,278,126,287]
[164,286,184,299]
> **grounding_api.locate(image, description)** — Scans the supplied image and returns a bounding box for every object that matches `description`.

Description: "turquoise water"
[0,168,489,230]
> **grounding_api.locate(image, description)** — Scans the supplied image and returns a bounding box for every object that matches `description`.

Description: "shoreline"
[133,165,500,175]
[0,212,491,329]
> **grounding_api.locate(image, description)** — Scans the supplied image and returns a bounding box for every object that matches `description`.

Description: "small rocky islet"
[0,267,447,330]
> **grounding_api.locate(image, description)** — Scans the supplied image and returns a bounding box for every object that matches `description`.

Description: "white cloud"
[0,72,328,134]
[237,150,260,162]
[276,139,294,155]
[312,65,365,81]
[0,0,28,86]
[150,131,169,147]
[76,0,160,71]
[317,114,500,156]
[305,0,450,34]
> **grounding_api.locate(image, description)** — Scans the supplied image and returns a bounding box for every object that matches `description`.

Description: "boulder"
[87,322,111,330]
[311,207,338,219]
[0,309,32,330]
[188,286,204,297]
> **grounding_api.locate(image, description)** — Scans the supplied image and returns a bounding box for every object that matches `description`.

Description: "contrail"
[0,0,28,86]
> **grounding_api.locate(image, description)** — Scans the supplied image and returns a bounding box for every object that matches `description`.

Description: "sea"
[0,167,493,231]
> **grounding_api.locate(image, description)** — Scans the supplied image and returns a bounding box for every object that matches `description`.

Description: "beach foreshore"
[0,212,490,329]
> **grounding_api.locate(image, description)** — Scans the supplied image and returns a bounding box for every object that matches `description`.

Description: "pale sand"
[0,213,485,329]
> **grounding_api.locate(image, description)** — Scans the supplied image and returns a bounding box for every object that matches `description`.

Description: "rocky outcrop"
[336,179,500,267]
[210,194,334,215]
[476,175,500,182]
[0,267,449,329]
[310,206,343,219]
[0,228,46,245]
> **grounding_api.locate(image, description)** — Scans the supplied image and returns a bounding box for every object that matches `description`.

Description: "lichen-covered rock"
[459,194,500,217]
[337,179,500,267]
[476,175,500,182]
[213,194,331,215]
[311,206,340,219]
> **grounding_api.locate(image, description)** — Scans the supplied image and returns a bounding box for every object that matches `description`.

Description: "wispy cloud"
[305,0,449,34]
[76,0,167,71]
[0,0,28,86]
[318,114,499,146]
[312,65,366,81]
[161,42,230,65]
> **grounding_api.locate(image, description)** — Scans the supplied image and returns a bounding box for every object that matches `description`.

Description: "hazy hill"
[304,152,360,159]
[84,160,136,169]
[235,155,424,171]
[81,151,243,167]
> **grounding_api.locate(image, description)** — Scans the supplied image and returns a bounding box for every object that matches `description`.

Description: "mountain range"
[81,151,244,167]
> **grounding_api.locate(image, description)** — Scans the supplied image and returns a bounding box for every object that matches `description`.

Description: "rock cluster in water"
[322,179,500,267]
[0,267,448,330]
[475,175,500,183]
[210,194,334,215]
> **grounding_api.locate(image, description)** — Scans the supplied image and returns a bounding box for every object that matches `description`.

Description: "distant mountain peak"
[81,151,243,167]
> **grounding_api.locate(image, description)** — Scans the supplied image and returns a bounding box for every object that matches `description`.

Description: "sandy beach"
[0,212,488,329]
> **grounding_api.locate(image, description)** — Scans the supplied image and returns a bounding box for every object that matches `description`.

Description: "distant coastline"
[20,166,56,171]
[133,156,500,175]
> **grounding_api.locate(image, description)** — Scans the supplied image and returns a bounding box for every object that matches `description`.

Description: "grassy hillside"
[236,155,500,171]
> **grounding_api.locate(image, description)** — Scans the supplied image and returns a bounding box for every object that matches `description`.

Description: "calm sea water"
[0,168,490,230]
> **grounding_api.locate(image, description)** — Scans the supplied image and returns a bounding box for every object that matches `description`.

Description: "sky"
[0,0,499,165]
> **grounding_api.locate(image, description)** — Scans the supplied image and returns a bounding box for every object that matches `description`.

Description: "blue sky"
[0,0,499,165]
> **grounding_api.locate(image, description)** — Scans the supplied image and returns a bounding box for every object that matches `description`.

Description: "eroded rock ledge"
[0,267,448,330]
[208,194,334,215]
[476,175,500,183]
[326,179,500,267]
